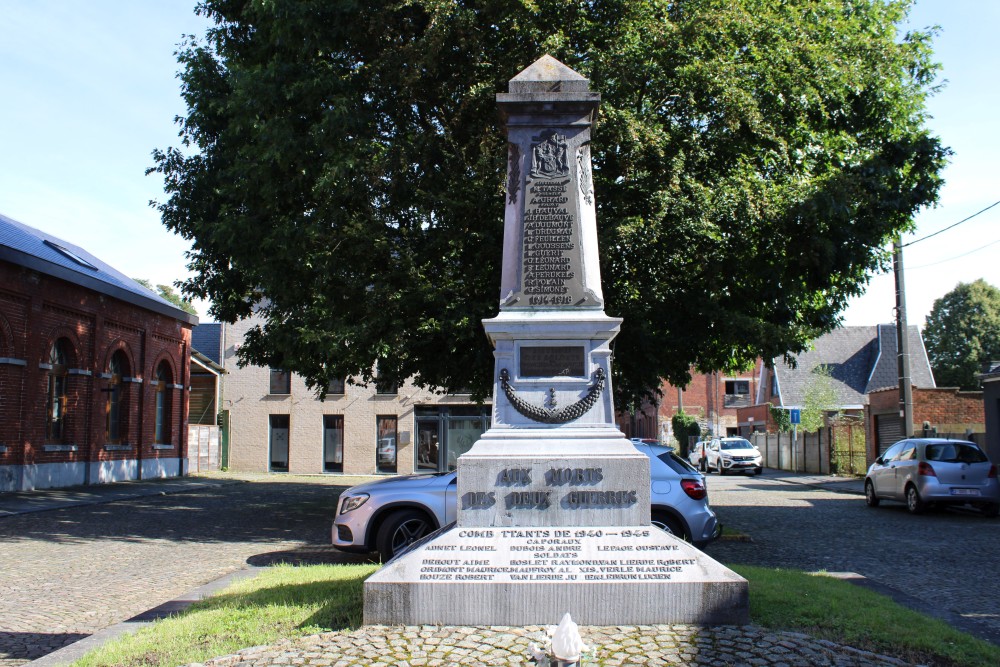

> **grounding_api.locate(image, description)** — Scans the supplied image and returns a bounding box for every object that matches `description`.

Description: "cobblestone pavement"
[183,624,913,667]
[0,474,375,667]
[2,471,995,667]
[703,472,1000,645]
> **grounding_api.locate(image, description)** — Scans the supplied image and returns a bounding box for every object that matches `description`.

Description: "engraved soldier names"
[522,177,577,306]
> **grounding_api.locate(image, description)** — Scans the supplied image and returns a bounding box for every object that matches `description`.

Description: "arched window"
[154,361,173,444]
[106,350,130,444]
[46,339,70,442]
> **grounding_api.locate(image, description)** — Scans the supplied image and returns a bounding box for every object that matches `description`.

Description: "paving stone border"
[183,624,918,667]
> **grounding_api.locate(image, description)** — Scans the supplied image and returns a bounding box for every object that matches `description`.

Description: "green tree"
[924,279,1000,389]
[151,0,948,402]
[799,364,840,432]
[768,403,791,433]
[135,278,198,316]
[671,411,702,457]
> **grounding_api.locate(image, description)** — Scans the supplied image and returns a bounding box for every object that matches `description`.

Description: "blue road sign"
[790,409,801,424]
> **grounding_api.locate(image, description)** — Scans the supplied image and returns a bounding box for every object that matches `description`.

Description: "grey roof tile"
[191,323,222,365]
[772,324,934,408]
[0,212,197,325]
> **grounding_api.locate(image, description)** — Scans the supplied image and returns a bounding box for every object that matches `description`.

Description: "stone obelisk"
[364,55,748,626]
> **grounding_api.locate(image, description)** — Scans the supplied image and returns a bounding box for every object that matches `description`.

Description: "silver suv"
[332,442,721,561]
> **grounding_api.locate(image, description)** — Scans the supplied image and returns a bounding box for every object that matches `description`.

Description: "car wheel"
[864,480,880,508]
[375,509,433,561]
[652,512,687,541]
[905,485,925,515]
[755,467,763,476]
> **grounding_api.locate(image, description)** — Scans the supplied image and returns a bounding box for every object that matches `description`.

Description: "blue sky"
[1,1,997,328]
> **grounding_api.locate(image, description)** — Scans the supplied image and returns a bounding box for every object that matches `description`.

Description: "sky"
[1,1,998,328]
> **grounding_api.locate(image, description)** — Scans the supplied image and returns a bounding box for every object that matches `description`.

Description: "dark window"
[269,369,291,395]
[376,415,397,473]
[45,339,70,442]
[269,414,290,471]
[326,377,346,394]
[376,375,399,395]
[106,350,130,444]
[154,362,173,444]
[323,415,344,472]
[725,380,750,395]
[724,380,751,408]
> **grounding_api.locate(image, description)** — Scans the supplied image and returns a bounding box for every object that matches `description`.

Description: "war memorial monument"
[364,55,748,626]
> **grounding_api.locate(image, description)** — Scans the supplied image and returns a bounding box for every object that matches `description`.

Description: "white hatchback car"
[704,437,763,476]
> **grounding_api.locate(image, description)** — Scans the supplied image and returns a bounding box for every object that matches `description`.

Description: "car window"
[925,442,988,463]
[898,443,916,461]
[881,442,905,462]
[721,439,752,450]
[657,451,698,474]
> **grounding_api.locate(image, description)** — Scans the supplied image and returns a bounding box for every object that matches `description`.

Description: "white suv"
[705,437,763,476]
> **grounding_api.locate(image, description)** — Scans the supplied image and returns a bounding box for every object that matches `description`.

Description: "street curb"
[25,567,262,667]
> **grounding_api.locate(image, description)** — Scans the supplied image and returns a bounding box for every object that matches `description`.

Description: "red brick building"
[616,363,762,442]
[866,386,986,457]
[0,213,197,491]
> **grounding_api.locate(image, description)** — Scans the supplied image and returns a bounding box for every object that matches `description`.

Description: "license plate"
[950,488,980,496]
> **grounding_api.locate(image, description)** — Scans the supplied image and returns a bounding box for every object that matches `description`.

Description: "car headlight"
[340,493,370,514]
[721,453,732,459]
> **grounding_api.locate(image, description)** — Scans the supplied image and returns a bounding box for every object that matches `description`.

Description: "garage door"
[875,414,903,454]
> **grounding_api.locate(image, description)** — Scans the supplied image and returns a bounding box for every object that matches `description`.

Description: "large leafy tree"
[135,278,198,315]
[151,0,948,403]
[924,279,1000,390]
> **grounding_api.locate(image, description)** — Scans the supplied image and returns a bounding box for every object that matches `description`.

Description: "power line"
[908,237,1000,270]
[902,199,1000,247]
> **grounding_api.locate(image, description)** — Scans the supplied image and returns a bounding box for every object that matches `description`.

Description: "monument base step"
[363,524,748,626]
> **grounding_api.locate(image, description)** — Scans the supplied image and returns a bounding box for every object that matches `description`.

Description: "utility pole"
[893,238,914,438]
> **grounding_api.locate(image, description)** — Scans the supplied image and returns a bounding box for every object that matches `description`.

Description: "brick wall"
[0,261,193,490]
[222,317,491,475]
[865,386,986,460]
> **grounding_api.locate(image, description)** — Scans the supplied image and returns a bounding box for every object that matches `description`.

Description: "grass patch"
[734,565,1000,667]
[73,564,377,667]
[74,563,1000,667]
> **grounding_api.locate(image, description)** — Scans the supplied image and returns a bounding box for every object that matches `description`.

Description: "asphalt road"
[703,471,1000,647]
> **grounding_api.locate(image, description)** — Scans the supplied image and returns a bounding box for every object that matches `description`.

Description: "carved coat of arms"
[530,130,569,179]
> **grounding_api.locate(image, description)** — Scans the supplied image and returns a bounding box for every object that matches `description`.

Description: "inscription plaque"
[414,528,697,583]
[520,346,585,377]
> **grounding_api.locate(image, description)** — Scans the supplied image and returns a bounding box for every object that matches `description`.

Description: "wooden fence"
[748,421,867,475]
[732,425,989,476]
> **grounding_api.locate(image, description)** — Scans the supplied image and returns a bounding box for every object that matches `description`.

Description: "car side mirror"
[875,456,884,465]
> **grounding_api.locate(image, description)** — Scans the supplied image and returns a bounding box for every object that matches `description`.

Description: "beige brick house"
[203,316,491,475]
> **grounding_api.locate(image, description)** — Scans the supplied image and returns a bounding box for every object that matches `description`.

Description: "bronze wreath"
[499,368,605,424]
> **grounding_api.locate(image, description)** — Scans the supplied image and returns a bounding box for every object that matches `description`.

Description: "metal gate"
[188,425,221,473]
[875,414,902,454]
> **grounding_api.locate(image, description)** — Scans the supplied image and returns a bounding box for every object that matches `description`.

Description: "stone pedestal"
[363,55,748,627]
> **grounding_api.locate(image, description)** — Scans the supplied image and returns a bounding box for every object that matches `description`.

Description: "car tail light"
[989,465,997,479]
[918,461,937,477]
[681,479,707,500]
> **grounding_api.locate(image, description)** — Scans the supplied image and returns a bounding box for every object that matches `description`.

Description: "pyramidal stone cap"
[508,54,591,94]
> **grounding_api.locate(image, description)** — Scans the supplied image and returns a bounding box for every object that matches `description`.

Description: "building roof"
[980,361,1000,384]
[191,322,222,365]
[0,212,197,325]
[769,324,935,408]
